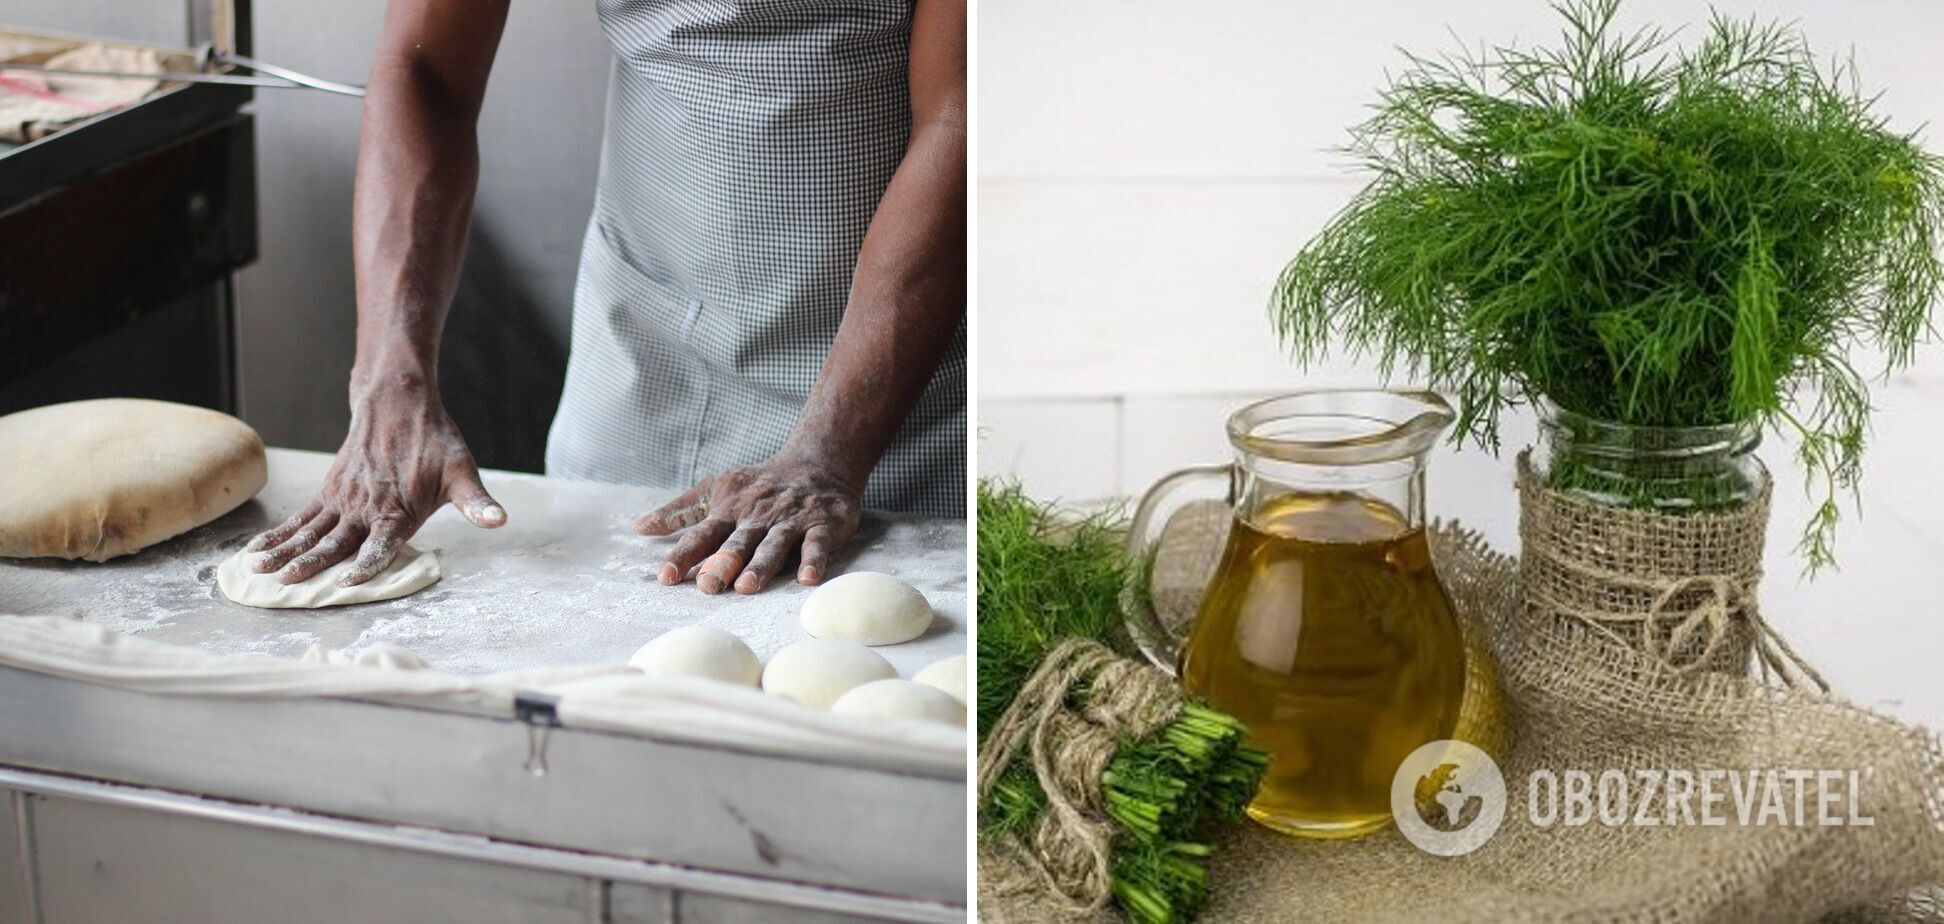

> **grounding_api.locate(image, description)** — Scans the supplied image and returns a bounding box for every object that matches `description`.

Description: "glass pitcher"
[1125,390,1467,838]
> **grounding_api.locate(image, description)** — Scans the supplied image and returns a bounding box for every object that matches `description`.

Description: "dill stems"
[1273,0,1944,568]
[976,482,1267,923]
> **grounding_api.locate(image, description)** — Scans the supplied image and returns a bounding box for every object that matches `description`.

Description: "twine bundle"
[978,633,1269,923]
[978,638,1184,916]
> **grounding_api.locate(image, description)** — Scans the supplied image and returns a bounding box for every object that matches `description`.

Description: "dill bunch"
[1273,0,1944,570]
[974,480,1128,738]
[975,481,1268,924]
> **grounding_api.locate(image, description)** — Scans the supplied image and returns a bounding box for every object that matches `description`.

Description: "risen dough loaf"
[217,543,440,609]
[799,571,933,646]
[830,679,967,727]
[629,626,762,687]
[911,654,969,705]
[761,638,897,709]
[0,399,267,561]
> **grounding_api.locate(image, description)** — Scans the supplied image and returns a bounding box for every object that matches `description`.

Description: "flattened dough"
[217,543,441,609]
[0,399,267,561]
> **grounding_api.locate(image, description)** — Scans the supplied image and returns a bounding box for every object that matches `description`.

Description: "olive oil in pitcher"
[1124,391,1470,838]
[1178,491,1466,837]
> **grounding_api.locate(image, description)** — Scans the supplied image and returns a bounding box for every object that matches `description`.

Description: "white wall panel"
[978,399,1123,503]
[1117,394,1264,500]
[978,179,1367,399]
[981,0,1944,181]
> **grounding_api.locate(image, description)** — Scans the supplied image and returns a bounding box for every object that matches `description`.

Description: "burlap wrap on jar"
[1516,451,1813,683]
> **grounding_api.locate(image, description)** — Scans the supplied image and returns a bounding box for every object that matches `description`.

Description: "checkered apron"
[545,0,966,516]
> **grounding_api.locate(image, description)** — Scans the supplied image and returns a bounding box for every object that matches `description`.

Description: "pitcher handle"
[1123,463,1236,677]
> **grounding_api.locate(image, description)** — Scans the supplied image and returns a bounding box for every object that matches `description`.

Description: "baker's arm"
[247,0,512,586]
[635,0,968,594]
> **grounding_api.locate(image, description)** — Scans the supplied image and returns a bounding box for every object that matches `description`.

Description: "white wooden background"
[975,0,1944,729]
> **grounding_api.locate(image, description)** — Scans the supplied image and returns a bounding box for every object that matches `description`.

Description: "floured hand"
[246,377,504,587]
[634,452,862,595]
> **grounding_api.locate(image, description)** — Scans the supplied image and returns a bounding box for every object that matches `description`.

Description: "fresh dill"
[1273,0,1944,570]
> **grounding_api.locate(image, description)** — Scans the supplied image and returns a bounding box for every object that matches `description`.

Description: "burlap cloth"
[981,490,1944,922]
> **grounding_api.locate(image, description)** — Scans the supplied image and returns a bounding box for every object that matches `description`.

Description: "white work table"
[0,448,968,679]
[0,449,970,923]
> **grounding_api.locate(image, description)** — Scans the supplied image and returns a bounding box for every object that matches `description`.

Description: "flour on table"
[7,449,966,677]
[301,641,431,669]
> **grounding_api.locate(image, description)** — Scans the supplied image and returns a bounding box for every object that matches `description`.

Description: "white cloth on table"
[0,613,964,775]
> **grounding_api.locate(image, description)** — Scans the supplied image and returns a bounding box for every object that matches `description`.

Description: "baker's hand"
[634,453,863,595]
[244,389,505,587]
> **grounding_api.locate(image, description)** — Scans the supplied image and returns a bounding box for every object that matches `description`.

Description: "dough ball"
[761,638,897,710]
[216,543,440,609]
[0,399,267,561]
[799,571,933,646]
[628,626,761,687]
[830,679,966,727]
[911,654,968,705]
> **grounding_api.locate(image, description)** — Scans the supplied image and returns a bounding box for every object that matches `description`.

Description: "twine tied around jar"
[1516,454,1828,693]
[1645,573,1828,691]
[976,637,1184,914]
[1541,559,1830,692]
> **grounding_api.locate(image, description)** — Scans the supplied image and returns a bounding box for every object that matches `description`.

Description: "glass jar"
[1528,399,1767,513]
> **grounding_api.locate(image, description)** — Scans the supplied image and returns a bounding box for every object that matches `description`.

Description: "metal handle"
[1123,463,1235,676]
[0,50,364,98]
[221,52,364,97]
[1,63,294,91]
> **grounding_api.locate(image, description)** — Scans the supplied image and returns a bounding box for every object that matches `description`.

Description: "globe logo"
[1391,739,1506,856]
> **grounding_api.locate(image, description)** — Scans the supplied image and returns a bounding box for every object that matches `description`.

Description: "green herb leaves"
[1273,0,1944,569]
